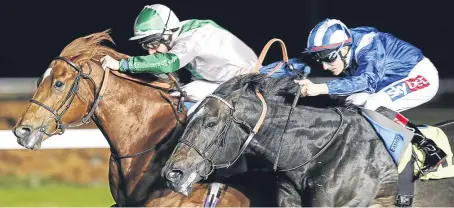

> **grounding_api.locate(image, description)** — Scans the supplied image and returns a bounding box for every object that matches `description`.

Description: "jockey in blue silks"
[295,18,446,174]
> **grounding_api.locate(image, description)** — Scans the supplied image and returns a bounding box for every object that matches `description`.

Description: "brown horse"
[12,30,274,207]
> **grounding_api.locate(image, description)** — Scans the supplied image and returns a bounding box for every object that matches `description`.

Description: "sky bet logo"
[384,75,430,101]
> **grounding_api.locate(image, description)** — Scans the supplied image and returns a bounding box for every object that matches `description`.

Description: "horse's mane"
[213,73,349,108]
[57,29,172,85]
[213,73,298,96]
[59,29,129,63]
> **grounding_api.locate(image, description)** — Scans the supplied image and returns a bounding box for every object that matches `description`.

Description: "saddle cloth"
[361,108,454,180]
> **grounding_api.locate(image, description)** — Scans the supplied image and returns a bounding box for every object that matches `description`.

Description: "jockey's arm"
[325,50,386,95]
[118,32,203,74]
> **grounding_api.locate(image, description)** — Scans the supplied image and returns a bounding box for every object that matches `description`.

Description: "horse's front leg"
[276,175,302,207]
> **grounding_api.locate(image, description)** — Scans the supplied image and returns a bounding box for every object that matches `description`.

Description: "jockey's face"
[148,43,169,54]
[321,55,343,76]
[317,46,350,76]
[141,33,172,54]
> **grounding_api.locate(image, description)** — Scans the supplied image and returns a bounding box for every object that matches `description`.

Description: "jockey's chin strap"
[340,46,351,73]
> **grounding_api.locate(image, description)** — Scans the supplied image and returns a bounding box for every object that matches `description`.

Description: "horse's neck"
[243,98,349,171]
[93,73,174,149]
[86,70,179,184]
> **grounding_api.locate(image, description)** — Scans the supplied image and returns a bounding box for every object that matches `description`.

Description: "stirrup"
[416,150,447,178]
[395,194,413,207]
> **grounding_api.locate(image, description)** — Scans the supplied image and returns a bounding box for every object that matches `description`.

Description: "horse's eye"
[54,81,64,88]
[205,122,217,128]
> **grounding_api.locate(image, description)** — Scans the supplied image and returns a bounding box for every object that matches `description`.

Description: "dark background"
[1,0,452,78]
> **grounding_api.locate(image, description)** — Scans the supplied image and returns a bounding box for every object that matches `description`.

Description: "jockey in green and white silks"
[101,4,311,115]
[101,4,257,111]
[125,5,258,83]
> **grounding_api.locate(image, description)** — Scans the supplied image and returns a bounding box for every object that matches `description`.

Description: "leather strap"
[110,70,174,90]
[251,38,289,133]
[252,38,289,74]
[66,64,111,128]
[253,87,268,133]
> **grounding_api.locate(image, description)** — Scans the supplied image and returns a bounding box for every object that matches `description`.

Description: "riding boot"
[374,107,447,177]
[406,122,447,177]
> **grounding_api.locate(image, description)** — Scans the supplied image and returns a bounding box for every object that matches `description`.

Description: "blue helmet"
[303,18,352,54]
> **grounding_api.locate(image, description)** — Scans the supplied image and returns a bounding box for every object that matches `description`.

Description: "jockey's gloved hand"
[101,55,120,70]
[294,79,329,97]
[170,91,181,97]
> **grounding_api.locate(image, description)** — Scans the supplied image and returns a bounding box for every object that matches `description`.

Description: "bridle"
[30,56,184,159]
[178,91,267,178]
[179,89,344,177]
[31,56,109,136]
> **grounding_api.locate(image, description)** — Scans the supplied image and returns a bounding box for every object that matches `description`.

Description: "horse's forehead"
[42,67,53,80]
[40,61,74,84]
[42,61,66,78]
[191,106,206,120]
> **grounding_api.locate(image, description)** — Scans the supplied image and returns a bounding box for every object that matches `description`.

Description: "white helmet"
[303,18,352,54]
[130,4,180,41]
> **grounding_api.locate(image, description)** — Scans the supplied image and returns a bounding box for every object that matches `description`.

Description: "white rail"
[0,129,109,149]
[2,77,454,95]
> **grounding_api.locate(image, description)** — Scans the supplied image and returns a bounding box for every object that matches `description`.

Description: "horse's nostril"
[166,170,183,182]
[14,126,31,139]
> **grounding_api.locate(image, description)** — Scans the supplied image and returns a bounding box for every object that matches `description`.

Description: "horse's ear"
[102,29,115,45]
[82,29,115,46]
[103,28,112,34]
[36,75,44,87]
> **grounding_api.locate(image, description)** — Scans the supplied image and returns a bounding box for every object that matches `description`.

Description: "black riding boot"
[374,106,447,177]
[406,122,447,177]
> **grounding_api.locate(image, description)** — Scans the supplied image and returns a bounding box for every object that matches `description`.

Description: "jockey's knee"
[345,92,373,106]
[364,92,393,111]
[186,100,204,116]
[184,102,195,110]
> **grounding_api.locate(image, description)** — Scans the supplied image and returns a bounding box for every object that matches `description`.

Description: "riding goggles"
[312,49,339,63]
[141,39,162,50]
[139,33,164,50]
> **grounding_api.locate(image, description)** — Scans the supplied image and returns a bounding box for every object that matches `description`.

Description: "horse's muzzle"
[162,163,200,196]
[13,125,31,139]
[13,125,43,150]
[165,169,183,184]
